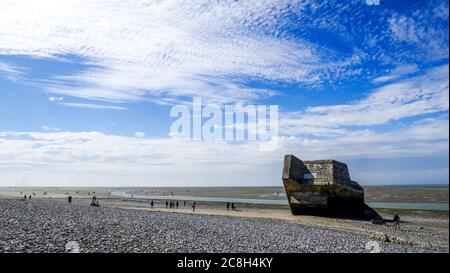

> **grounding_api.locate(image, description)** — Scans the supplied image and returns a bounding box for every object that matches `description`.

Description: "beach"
[0,187,448,253]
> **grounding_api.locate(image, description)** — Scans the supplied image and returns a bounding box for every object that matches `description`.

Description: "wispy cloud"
[41,126,60,132]
[48,96,63,102]
[280,65,449,136]
[58,102,128,110]
[0,61,25,82]
[134,131,146,138]
[372,64,418,84]
[2,1,446,104]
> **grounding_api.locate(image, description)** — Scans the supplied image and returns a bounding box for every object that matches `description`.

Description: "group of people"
[226,202,237,211]
[21,191,35,201]
[22,195,32,201]
[150,200,197,212]
[90,196,100,206]
[165,200,179,209]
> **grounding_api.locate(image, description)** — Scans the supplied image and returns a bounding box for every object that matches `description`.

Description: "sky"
[0,0,448,187]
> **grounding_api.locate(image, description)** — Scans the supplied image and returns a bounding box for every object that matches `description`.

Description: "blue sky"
[0,0,448,186]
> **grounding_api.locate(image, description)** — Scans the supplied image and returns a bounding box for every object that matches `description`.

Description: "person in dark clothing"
[226,202,230,210]
[151,200,154,209]
[68,196,72,204]
[231,203,235,211]
[393,213,400,230]
[90,196,99,206]
[192,202,196,212]
[28,195,31,200]
[176,201,179,209]
[165,200,168,208]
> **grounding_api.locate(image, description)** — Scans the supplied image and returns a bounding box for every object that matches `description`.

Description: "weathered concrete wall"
[282,155,364,216]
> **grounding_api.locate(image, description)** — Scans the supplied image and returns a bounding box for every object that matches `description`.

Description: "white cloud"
[372,64,418,84]
[48,96,63,102]
[0,1,305,103]
[58,102,128,110]
[0,0,374,104]
[41,126,60,132]
[388,11,448,61]
[0,61,24,82]
[280,65,449,136]
[134,131,146,138]
[0,115,447,186]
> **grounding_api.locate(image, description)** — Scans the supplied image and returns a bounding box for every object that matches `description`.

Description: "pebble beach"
[0,198,447,253]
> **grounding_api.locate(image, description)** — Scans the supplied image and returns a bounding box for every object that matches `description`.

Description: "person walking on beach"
[176,201,179,209]
[226,202,230,210]
[165,200,168,208]
[231,203,235,211]
[393,213,400,230]
[68,196,72,204]
[192,202,196,212]
[151,200,154,209]
[28,195,32,200]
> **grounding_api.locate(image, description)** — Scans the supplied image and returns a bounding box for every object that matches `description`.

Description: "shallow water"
[111,190,449,211]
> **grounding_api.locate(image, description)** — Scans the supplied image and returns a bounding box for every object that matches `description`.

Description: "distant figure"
[226,202,230,210]
[165,200,168,208]
[192,202,196,212]
[231,203,235,211]
[90,196,99,206]
[151,200,154,209]
[23,195,27,201]
[393,213,400,230]
[183,201,186,206]
[68,196,72,204]
[176,201,179,209]
[28,195,31,200]
[33,192,35,196]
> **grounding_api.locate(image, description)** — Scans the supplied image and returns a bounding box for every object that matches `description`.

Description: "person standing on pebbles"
[151,200,154,209]
[192,202,196,212]
[393,213,400,230]
[68,196,72,204]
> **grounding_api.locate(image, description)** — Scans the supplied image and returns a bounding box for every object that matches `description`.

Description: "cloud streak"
[58,102,128,110]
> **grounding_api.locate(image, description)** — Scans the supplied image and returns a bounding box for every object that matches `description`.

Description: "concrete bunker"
[282,154,365,216]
